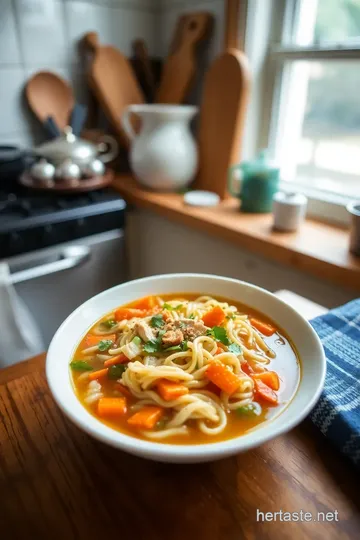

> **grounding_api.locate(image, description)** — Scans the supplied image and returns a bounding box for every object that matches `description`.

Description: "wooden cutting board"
[195,0,250,198]
[132,39,156,102]
[83,32,144,147]
[156,12,212,104]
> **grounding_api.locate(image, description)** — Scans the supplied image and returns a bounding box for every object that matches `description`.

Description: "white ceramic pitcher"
[121,104,198,191]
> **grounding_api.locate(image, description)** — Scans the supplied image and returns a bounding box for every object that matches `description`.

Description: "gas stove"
[0,187,126,259]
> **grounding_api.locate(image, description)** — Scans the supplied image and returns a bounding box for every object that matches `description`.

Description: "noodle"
[73,294,282,441]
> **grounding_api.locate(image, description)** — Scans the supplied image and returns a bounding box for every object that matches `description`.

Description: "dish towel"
[310,298,360,469]
[0,262,44,368]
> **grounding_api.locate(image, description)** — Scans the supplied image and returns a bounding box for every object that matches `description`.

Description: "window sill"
[113,175,360,293]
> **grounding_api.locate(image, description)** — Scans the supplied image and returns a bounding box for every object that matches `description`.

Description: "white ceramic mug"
[121,104,198,192]
[272,192,308,232]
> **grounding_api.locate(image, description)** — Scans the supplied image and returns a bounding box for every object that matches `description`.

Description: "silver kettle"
[33,127,118,169]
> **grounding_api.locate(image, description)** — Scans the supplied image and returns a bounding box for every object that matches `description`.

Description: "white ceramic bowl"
[46,274,326,463]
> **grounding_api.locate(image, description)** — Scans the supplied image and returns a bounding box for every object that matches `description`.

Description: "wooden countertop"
[0,353,359,539]
[113,175,360,293]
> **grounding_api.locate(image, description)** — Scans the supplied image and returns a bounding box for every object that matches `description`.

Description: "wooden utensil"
[132,39,156,102]
[82,32,144,147]
[155,12,213,104]
[195,0,250,198]
[26,71,75,131]
[70,103,88,136]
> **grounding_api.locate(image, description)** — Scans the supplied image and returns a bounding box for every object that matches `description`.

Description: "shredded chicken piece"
[181,319,207,340]
[160,318,207,347]
[135,321,155,342]
[162,328,184,347]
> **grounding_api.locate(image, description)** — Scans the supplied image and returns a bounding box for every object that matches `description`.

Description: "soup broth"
[70,294,300,445]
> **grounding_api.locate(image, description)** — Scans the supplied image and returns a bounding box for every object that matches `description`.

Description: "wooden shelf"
[113,175,360,293]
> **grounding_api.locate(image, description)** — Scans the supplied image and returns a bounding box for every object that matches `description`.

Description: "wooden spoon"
[195,0,250,198]
[155,12,213,104]
[26,71,74,131]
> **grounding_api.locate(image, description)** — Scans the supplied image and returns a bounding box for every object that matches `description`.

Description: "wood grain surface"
[156,13,212,104]
[82,32,144,147]
[112,175,360,293]
[0,354,359,540]
[195,0,250,198]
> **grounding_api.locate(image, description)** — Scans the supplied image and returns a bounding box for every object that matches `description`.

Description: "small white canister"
[273,192,308,232]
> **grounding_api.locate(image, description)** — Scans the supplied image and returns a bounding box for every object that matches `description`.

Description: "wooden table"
[1,291,359,539]
[0,356,358,539]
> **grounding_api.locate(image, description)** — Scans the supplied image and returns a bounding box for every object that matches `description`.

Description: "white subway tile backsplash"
[110,7,157,56]
[65,1,157,61]
[1,0,221,143]
[0,130,35,149]
[14,0,67,66]
[0,67,28,136]
[64,1,115,62]
[0,0,21,65]
[64,0,159,10]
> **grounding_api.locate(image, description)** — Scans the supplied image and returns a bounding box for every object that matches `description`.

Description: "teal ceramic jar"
[228,151,280,213]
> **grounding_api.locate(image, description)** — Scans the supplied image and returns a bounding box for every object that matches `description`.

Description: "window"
[256,0,360,222]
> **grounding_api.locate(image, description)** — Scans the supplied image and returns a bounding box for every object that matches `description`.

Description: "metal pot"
[33,127,118,169]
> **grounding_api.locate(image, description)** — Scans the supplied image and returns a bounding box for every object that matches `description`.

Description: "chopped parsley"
[156,417,168,430]
[188,314,195,319]
[144,329,166,353]
[70,360,93,371]
[165,341,189,352]
[236,403,262,417]
[98,339,114,351]
[150,314,165,328]
[163,303,183,311]
[100,319,117,329]
[226,313,236,320]
[228,342,242,355]
[107,364,126,380]
[206,326,230,345]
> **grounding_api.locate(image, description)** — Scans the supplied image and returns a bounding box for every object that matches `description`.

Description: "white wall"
[0,0,159,148]
[127,209,356,309]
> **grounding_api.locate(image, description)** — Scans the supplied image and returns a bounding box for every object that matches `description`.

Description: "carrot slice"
[127,406,164,430]
[131,296,157,311]
[97,397,127,417]
[253,379,278,405]
[157,380,189,401]
[84,334,116,348]
[202,306,226,328]
[104,354,128,368]
[216,346,224,355]
[249,318,275,336]
[241,362,254,375]
[114,383,132,399]
[114,308,146,322]
[252,371,280,391]
[206,361,240,395]
[88,368,108,381]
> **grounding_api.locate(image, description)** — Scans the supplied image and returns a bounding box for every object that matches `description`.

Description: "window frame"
[243,0,360,226]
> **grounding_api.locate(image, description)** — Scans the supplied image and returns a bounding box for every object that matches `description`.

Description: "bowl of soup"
[46,274,326,463]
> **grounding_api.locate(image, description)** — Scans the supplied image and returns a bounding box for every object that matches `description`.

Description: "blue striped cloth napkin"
[310,299,360,469]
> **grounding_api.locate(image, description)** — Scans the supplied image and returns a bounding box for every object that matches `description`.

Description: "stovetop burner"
[0,185,126,258]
